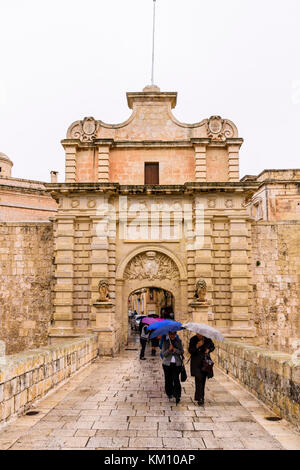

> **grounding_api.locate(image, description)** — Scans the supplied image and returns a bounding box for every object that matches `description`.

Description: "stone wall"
[0,222,54,354]
[213,340,300,429]
[0,176,57,222]
[251,222,300,353]
[0,335,98,425]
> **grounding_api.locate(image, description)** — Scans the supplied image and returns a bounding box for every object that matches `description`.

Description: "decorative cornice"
[45,181,259,199]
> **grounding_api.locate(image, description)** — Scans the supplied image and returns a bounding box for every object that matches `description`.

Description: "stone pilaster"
[227,142,240,182]
[89,197,116,352]
[194,197,213,322]
[186,199,196,321]
[228,216,254,337]
[50,216,75,337]
[90,215,110,329]
[97,144,110,182]
[108,201,117,345]
[65,146,77,182]
[194,142,209,182]
[211,216,231,331]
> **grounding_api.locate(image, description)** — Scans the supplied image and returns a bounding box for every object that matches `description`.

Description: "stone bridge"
[0,334,299,450]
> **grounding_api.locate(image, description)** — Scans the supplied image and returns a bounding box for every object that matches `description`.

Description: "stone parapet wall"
[0,335,98,425]
[0,222,54,354]
[213,340,300,429]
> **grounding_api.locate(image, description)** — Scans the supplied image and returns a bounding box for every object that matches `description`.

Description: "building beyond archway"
[129,287,175,318]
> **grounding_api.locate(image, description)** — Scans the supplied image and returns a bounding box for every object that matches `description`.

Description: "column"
[50,216,75,339]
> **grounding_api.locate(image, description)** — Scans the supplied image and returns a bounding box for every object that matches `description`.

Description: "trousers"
[194,371,207,401]
[163,363,182,399]
[140,338,147,358]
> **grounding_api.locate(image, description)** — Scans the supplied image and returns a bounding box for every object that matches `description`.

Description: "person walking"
[140,323,149,360]
[161,331,184,404]
[150,337,159,356]
[188,334,215,406]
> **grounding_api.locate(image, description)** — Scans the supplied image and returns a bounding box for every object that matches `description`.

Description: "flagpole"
[151,0,156,85]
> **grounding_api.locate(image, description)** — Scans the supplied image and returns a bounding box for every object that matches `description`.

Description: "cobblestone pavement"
[1,334,300,450]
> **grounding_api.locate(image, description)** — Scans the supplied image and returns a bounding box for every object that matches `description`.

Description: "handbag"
[202,354,214,379]
[179,355,187,382]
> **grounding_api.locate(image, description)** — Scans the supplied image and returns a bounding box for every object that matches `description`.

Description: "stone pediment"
[66,87,238,143]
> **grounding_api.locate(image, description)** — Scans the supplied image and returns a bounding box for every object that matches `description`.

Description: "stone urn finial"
[96,280,110,302]
[194,279,207,303]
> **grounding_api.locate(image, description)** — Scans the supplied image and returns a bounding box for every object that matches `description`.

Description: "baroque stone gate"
[47,85,258,355]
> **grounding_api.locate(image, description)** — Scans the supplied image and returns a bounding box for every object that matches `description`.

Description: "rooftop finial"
[151,0,157,85]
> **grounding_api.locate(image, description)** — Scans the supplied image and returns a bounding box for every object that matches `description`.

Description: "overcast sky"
[0,0,300,182]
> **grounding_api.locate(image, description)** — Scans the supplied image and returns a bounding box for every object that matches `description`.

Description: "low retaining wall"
[213,340,300,429]
[0,335,98,425]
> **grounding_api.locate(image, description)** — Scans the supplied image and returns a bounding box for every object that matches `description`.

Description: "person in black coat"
[188,334,215,406]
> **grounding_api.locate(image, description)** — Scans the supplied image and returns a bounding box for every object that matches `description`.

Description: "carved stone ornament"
[225,199,233,208]
[70,117,98,142]
[207,116,235,141]
[96,280,110,302]
[87,199,96,208]
[194,279,207,302]
[207,199,216,209]
[71,199,80,208]
[124,251,180,282]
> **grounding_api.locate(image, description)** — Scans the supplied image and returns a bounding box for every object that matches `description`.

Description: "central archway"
[116,246,188,347]
[128,287,175,318]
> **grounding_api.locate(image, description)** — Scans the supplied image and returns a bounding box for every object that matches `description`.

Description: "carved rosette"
[207,116,235,141]
[124,251,180,282]
[69,117,99,142]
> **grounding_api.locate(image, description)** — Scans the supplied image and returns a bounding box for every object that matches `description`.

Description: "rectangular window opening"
[144,162,159,185]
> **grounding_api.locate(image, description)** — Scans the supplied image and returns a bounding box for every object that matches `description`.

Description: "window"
[144,162,159,185]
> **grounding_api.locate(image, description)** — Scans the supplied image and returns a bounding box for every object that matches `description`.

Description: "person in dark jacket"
[140,324,149,360]
[188,334,215,406]
[161,332,184,404]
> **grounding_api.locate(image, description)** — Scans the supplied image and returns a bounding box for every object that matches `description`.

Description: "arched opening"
[128,287,175,319]
[115,246,188,349]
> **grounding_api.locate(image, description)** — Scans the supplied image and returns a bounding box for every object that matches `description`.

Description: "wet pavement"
[0,333,300,450]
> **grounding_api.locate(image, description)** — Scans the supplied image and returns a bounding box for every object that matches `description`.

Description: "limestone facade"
[1,86,299,357]
[47,86,257,354]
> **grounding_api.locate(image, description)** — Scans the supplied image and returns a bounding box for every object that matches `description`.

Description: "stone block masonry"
[214,340,300,429]
[251,222,300,353]
[0,222,54,354]
[0,335,98,425]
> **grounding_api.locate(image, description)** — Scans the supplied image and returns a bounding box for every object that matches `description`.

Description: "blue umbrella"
[149,322,183,339]
[147,320,182,330]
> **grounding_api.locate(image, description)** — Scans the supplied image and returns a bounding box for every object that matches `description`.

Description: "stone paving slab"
[0,335,300,450]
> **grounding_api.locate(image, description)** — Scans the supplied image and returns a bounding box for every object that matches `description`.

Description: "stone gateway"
[43,85,299,355]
